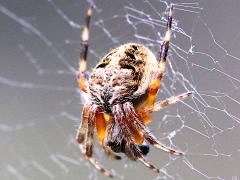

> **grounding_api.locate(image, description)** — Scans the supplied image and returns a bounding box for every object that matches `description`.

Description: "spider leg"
[76,105,90,153]
[138,91,192,125]
[76,106,115,178]
[145,91,193,112]
[77,5,93,93]
[85,110,115,177]
[136,153,160,173]
[95,111,106,143]
[145,5,173,109]
[113,104,160,173]
[144,131,183,155]
[123,102,183,156]
[102,122,122,160]
[102,142,122,160]
[95,111,121,160]
[85,111,95,157]
[130,143,159,173]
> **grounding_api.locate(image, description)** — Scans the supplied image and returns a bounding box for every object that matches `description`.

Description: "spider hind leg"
[123,102,184,156]
[112,104,160,174]
[76,105,115,178]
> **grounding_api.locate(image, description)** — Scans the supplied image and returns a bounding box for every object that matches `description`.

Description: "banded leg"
[145,5,173,108]
[77,6,93,93]
[145,131,183,155]
[95,111,122,160]
[113,105,160,173]
[85,110,115,177]
[76,106,114,178]
[102,122,122,160]
[85,111,95,157]
[123,102,183,156]
[76,105,90,153]
[145,91,193,112]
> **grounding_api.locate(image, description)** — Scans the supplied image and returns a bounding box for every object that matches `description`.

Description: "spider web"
[1,0,240,179]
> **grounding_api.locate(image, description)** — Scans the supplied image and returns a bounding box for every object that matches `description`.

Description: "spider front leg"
[95,111,122,160]
[76,105,115,178]
[138,91,193,125]
[102,124,122,160]
[77,6,93,93]
[145,91,193,112]
[112,104,160,174]
[145,5,173,109]
[124,102,184,156]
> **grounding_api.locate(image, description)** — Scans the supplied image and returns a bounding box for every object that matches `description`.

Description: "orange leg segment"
[145,5,173,110]
[127,121,144,145]
[95,112,107,144]
[145,73,162,109]
[137,110,152,125]
[149,91,193,112]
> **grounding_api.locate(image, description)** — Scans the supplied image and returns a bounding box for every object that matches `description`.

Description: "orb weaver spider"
[76,4,192,177]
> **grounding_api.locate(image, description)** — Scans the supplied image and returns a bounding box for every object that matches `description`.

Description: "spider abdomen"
[89,43,159,109]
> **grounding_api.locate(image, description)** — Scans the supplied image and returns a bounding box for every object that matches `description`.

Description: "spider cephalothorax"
[76,5,192,177]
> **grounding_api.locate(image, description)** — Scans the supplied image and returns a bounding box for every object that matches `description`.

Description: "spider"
[76,4,192,177]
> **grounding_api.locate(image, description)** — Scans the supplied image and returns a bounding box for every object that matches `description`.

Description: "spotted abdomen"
[89,43,159,109]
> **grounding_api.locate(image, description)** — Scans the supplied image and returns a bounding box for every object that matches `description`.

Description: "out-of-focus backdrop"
[1,0,240,179]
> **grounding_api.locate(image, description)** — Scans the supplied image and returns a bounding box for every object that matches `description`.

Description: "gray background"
[0,0,240,180]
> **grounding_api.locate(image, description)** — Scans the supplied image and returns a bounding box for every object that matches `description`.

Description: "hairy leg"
[76,105,115,177]
[102,122,122,160]
[76,105,90,153]
[113,104,160,173]
[124,102,183,156]
[145,91,193,112]
[95,111,120,159]
[145,5,174,109]
[77,5,93,93]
